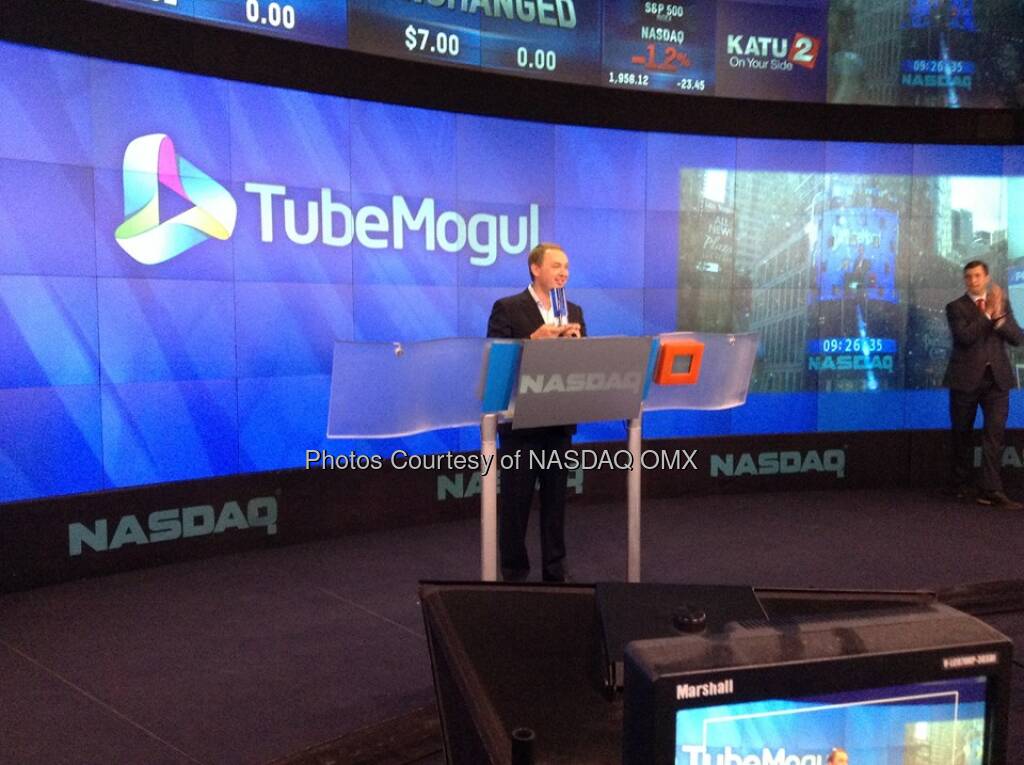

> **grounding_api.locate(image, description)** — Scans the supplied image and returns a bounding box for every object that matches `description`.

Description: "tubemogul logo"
[115,134,238,265]
[244,184,539,267]
[115,134,541,268]
[725,33,820,72]
[68,497,278,556]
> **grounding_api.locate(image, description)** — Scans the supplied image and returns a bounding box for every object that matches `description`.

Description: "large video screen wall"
[87,0,1024,109]
[1,39,1023,504]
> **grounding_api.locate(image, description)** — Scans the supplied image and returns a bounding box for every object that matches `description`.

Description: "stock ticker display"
[87,0,1024,109]
[1,39,1024,504]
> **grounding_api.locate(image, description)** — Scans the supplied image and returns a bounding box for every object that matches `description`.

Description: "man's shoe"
[976,491,1024,510]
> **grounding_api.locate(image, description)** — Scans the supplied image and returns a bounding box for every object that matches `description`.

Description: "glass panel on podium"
[327,337,488,438]
[644,331,759,411]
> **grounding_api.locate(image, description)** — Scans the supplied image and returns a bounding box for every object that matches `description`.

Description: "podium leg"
[481,414,499,582]
[627,416,642,583]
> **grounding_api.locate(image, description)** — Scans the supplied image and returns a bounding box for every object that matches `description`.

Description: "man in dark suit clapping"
[945,260,1024,509]
[486,243,586,582]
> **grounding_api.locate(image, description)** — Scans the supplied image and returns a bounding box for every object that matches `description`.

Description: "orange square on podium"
[653,339,704,385]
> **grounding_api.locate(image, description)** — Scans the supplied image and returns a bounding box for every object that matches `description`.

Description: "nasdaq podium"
[327,332,758,582]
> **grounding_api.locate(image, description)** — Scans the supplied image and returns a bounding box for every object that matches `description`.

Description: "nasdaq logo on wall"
[709,449,846,479]
[68,497,279,557]
[115,134,238,265]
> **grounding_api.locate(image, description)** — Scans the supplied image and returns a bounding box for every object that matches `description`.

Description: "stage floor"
[1,487,1022,764]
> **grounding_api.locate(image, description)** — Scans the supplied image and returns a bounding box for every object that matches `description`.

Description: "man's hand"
[990,283,1006,318]
[530,323,583,339]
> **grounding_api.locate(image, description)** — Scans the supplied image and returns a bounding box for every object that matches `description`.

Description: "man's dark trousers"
[499,427,570,582]
[950,366,1008,493]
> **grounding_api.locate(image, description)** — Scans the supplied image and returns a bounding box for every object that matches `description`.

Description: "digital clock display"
[808,338,897,355]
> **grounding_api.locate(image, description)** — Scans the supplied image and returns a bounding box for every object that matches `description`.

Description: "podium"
[328,332,757,583]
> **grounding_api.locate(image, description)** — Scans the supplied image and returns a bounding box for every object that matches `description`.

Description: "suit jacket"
[486,288,586,341]
[944,293,1024,391]
[486,288,586,437]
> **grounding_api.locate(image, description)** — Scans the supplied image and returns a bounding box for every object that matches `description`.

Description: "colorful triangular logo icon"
[115,134,237,265]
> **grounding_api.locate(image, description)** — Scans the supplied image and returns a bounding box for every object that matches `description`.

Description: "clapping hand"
[990,284,1006,319]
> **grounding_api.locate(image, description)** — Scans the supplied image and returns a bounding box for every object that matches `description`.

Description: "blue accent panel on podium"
[642,337,660,399]
[481,341,520,413]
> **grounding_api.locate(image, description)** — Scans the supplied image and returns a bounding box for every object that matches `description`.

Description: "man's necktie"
[977,297,987,314]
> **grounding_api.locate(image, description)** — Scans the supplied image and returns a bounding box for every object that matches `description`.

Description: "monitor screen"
[675,675,988,765]
[79,0,1024,109]
[623,604,1011,765]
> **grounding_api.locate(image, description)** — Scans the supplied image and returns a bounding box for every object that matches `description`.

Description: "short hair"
[964,259,989,275]
[827,748,848,764]
[528,242,563,281]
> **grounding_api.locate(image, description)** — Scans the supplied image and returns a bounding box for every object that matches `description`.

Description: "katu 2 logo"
[725,33,821,71]
[115,134,238,265]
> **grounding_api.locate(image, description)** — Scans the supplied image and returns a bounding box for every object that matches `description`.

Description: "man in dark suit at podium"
[945,260,1024,509]
[487,242,586,582]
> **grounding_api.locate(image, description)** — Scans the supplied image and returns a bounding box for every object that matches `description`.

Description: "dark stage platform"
[1,488,1023,764]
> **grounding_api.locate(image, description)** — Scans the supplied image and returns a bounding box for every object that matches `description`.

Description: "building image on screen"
[674,676,988,765]
[676,167,1016,393]
[828,0,1024,108]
